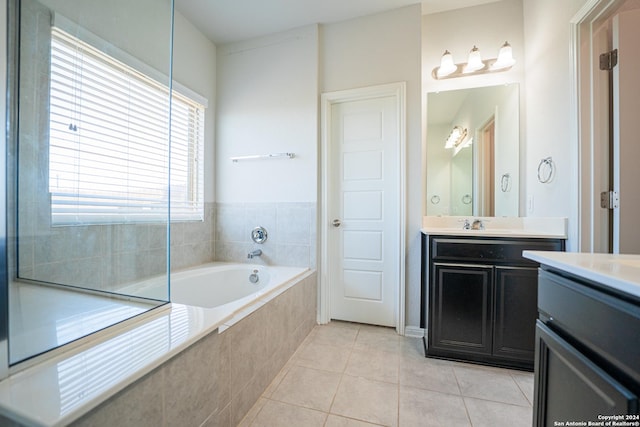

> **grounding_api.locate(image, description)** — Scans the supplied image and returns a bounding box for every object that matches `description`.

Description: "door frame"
[572,0,626,252]
[319,82,406,335]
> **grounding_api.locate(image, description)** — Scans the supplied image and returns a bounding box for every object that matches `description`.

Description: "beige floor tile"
[249,399,327,427]
[325,414,386,427]
[293,341,352,373]
[398,337,426,360]
[308,324,359,348]
[243,325,539,427]
[453,365,530,406]
[399,357,460,395]
[327,320,363,330]
[511,372,534,405]
[464,397,533,427]
[270,365,341,411]
[331,375,399,427]
[399,386,471,427]
[345,349,399,384]
[354,327,404,354]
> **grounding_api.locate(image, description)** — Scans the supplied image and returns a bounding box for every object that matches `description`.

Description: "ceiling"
[175,0,502,45]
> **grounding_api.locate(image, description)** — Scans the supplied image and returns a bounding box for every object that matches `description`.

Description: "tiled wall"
[70,271,318,427]
[16,204,216,293]
[16,200,316,294]
[215,202,317,269]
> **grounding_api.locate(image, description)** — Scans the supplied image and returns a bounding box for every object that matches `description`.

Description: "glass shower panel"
[8,0,173,364]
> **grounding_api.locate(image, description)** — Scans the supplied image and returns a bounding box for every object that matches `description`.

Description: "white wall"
[321,5,423,328]
[41,0,173,75]
[523,0,588,251]
[215,26,318,203]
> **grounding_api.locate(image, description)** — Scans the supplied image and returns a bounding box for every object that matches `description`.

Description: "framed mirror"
[426,83,519,217]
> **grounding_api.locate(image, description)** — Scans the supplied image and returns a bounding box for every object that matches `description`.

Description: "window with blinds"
[49,27,205,225]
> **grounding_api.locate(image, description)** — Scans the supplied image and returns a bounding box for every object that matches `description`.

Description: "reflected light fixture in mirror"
[453,137,473,157]
[433,41,516,79]
[444,126,468,149]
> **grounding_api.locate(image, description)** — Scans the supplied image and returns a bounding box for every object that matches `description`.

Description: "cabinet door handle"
[332,219,341,227]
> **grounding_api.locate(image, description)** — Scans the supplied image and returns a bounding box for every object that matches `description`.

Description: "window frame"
[48,15,206,226]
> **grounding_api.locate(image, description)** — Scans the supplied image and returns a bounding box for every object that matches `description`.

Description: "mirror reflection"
[8,0,175,364]
[426,84,519,217]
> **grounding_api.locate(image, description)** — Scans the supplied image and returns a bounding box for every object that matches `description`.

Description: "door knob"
[332,219,341,227]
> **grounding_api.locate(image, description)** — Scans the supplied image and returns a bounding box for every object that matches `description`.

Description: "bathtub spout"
[247,249,262,259]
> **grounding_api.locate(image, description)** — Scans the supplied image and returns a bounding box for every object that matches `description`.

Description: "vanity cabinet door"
[534,321,638,426]
[430,263,493,356]
[493,266,538,363]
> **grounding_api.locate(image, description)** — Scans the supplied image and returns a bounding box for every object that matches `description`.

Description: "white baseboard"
[404,325,425,338]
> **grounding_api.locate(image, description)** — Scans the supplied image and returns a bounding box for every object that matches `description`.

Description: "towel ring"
[462,194,472,205]
[500,173,511,193]
[537,157,555,184]
[430,195,440,205]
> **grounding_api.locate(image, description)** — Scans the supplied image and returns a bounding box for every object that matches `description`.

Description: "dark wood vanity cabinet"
[534,268,640,425]
[421,234,564,370]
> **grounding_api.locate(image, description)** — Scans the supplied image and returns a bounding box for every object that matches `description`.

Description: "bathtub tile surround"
[215,202,317,268]
[240,322,534,427]
[10,198,315,363]
[71,271,317,427]
[15,202,217,294]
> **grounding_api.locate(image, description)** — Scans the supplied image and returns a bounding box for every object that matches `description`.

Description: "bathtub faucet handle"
[248,249,262,259]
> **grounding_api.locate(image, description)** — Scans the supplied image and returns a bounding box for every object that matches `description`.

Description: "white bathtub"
[170,263,309,309]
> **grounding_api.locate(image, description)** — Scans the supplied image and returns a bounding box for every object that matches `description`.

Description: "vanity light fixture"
[433,41,516,79]
[444,126,468,149]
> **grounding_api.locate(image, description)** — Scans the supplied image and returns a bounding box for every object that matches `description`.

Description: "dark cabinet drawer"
[538,269,640,386]
[534,321,638,426]
[431,237,564,265]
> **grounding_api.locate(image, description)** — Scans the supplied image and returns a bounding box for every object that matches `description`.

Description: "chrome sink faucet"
[247,249,262,259]
[462,219,471,230]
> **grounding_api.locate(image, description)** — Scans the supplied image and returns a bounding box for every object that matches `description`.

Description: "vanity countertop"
[421,228,567,239]
[523,251,640,300]
[421,216,568,239]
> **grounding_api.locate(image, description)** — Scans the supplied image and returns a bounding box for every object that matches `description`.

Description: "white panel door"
[329,96,399,326]
[613,8,640,254]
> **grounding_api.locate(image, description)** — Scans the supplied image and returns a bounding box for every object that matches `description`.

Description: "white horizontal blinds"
[49,27,205,225]
[170,91,205,220]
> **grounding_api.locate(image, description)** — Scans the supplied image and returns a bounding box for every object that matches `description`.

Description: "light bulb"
[436,50,457,78]
[492,41,516,70]
[463,46,484,73]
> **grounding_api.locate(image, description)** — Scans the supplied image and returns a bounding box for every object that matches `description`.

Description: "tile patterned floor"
[238,321,534,427]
